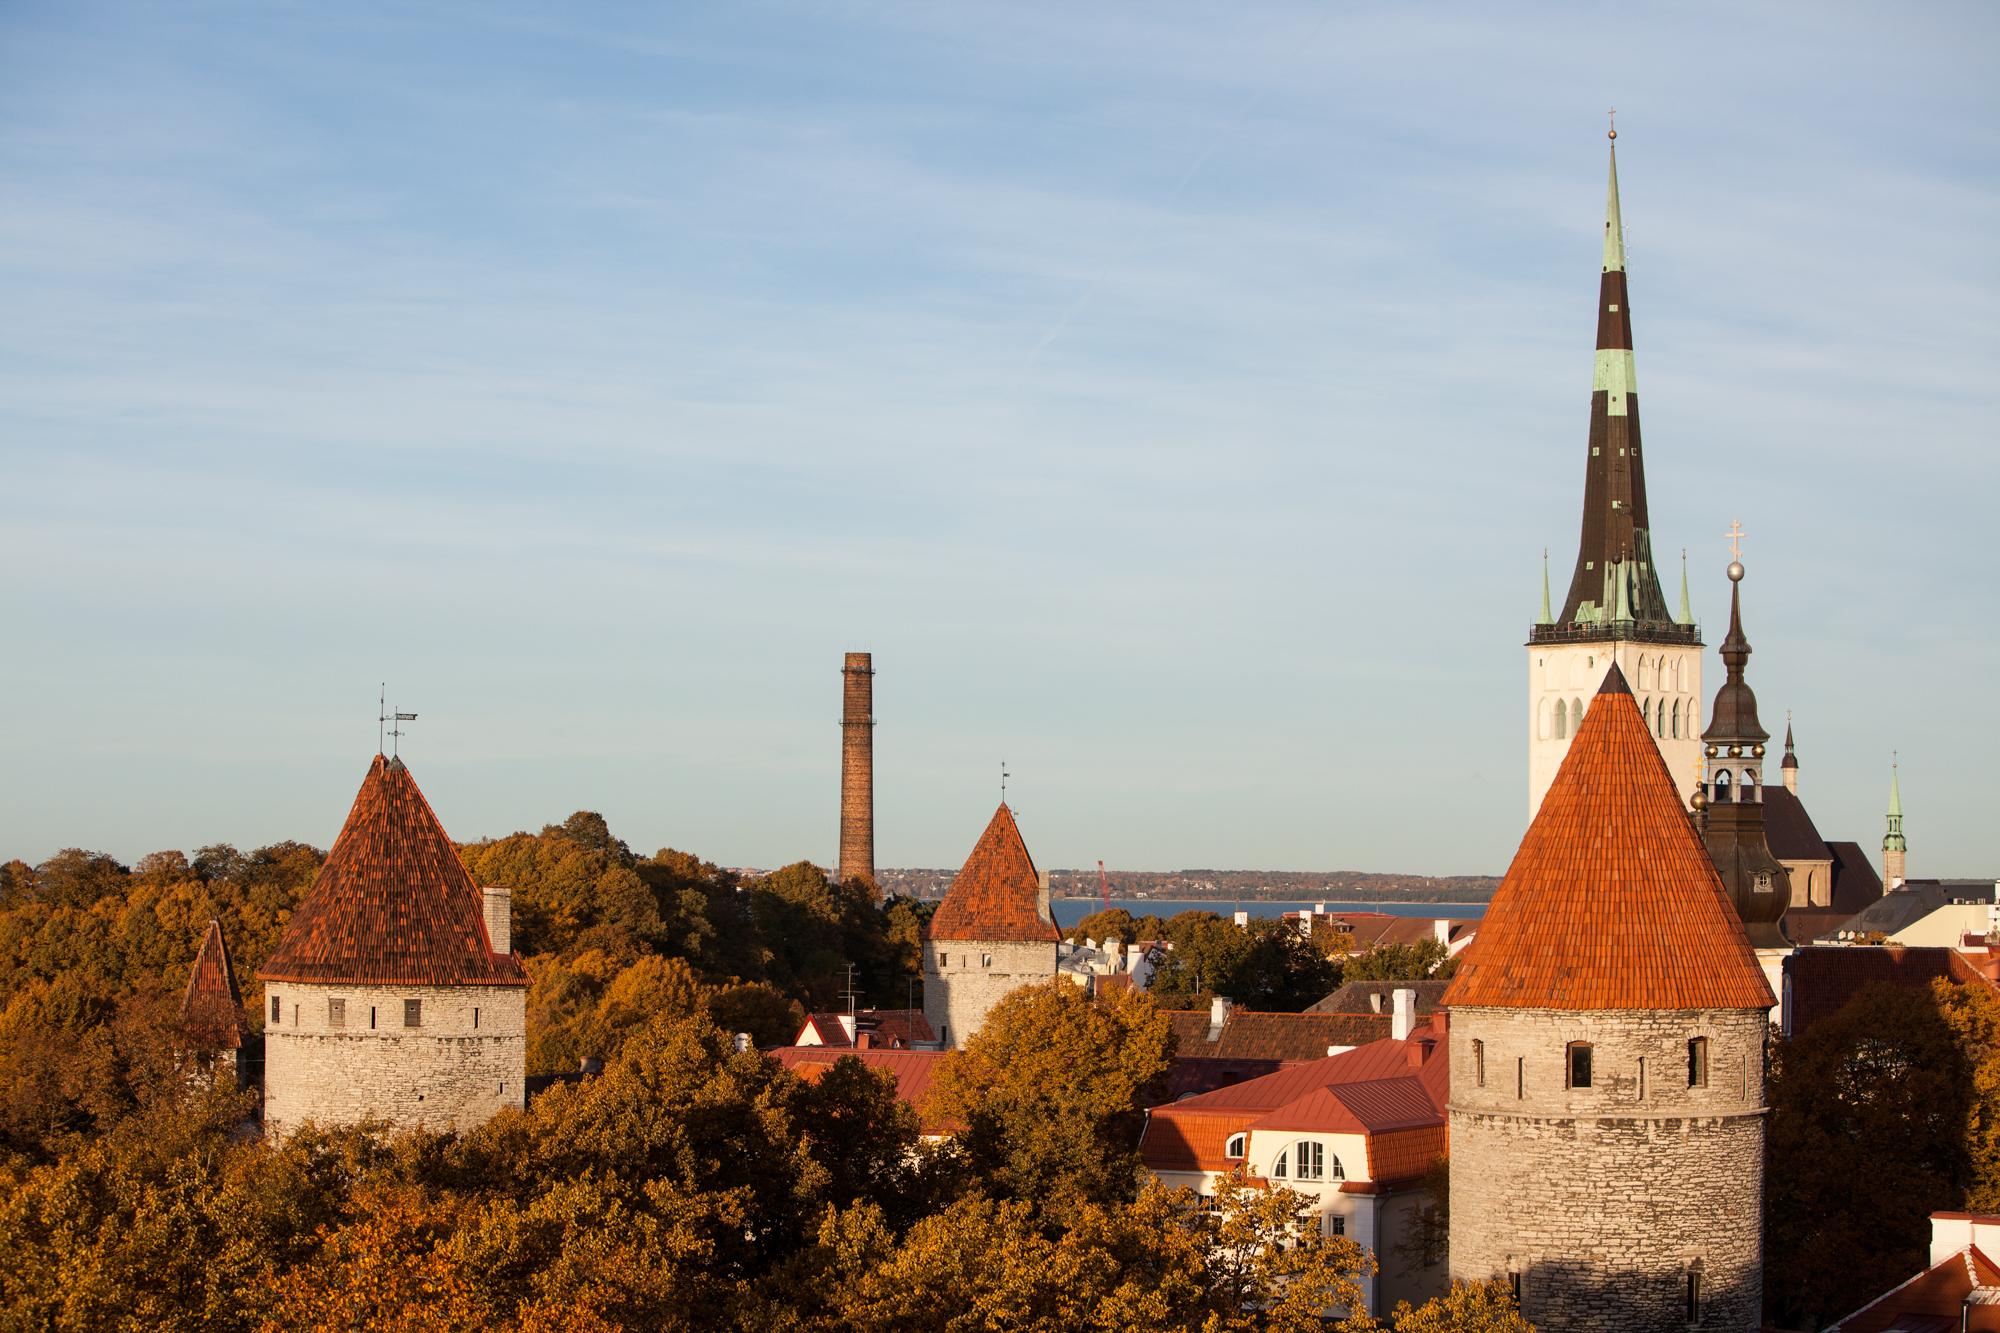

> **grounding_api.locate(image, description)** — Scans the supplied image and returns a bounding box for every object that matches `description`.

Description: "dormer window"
[1224,1133,1246,1160]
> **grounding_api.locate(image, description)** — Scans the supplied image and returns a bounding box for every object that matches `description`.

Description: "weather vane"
[377,684,418,758]
[1000,760,1009,804]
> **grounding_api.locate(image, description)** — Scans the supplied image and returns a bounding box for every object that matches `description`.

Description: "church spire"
[1698,556,1788,948]
[1537,549,1553,625]
[1546,130,1680,633]
[1883,760,1908,886]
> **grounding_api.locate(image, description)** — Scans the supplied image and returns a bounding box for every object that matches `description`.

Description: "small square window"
[404,999,423,1028]
[939,952,948,969]
[982,953,993,968]
[1608,303,1620,312]
[1328,1215,1346,1236]
[328,998,346,1028]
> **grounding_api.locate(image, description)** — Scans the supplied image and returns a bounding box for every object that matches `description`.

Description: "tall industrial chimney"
[838,652,875,891]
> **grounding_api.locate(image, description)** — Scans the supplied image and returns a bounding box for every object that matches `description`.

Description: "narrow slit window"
[369,1006,377,1030]
[1688,1037,1709,1088]
[1566,1042,1593,1089]
[270,995,281,1024]
[1473,1039,1486,1088]
[473,1006,480,1030]
[1516,1056,1525,1099]
[1638,1056,1646,1100]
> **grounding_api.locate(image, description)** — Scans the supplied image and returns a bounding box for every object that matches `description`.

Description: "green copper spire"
[1677,547,1693,625]
[1537,549,1553,625]
[1884,761,1907,852]
[1603,136,1626,274]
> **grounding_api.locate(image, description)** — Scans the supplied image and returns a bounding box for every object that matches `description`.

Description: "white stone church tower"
[1529,133,1702,819]
[258,754,528,1135]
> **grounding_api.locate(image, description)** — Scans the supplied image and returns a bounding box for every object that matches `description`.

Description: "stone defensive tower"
[257,754,528,1136]
[1447,665,1775,1332]
[181,918,251,1085]
[1529,131,1702,819]
[922,803,1059,1049]
[838,651,875,890]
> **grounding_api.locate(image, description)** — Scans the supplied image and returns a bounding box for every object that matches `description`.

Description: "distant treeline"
[878,866,1500,904]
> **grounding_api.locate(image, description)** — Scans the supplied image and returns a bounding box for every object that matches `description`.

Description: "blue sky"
[2,3,1994,876]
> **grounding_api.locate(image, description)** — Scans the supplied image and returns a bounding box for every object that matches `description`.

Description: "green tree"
[1344,937,1456,982]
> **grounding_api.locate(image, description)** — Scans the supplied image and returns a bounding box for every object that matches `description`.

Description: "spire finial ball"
[1727,560,1745,583]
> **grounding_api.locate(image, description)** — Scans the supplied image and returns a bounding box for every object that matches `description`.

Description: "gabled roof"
[1164,1008,1392,1061]
[927,804,1059,943]
[181,919,247,1050]
[1443,667,1774,1011]
[1763,785,1832,863]
[1829,1244,2000,1332]
[1308,980,1452,1017]
[769,1046,953,1134]
[258,756,528,988]
[1255,1076,1440,1135]
[796,1009,937,1049]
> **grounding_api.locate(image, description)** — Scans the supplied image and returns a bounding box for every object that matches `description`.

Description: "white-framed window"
[1224,1133,1246,1160]
[1327,1215,1346,1236]
[1271,1150,1288,1179]
[1294,1140,1324,1181]
[1329,1153,1346,1181]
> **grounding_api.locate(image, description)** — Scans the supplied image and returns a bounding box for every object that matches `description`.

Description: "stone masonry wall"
[923,939,1056,1049]
[1449,1006,1766,1333]
[263,981,526,1136]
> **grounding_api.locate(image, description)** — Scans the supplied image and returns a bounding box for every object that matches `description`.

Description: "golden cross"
[1726,519,1746,561]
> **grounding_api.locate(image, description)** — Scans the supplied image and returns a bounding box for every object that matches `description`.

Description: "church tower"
[1529,131,1703,818]
[1883,763,1908,887]
[1695,553,1790,951]
[1450,665,1773,1331]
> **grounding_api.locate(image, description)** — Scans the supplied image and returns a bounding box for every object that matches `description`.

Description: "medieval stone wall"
[1448,1005,1766,1333]
[262,980,525,1136]
[922,940,1055,1049]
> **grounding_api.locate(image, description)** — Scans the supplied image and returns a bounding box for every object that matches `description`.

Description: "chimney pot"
[482,885,512,955]
[1391,987,1418,1042]
[732,1032,752,1054]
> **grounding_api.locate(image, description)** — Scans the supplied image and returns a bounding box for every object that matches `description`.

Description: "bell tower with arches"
[1528,130,1703,819]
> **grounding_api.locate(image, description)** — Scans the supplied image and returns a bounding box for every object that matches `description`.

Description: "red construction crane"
[1097,859,1111,915]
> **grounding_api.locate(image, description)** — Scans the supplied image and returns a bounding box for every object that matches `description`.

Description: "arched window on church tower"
[1672,699,1682,738]
[1714,770,1733,802]
[1571,698,1584,734]
[1553,700,1567,740]
[1638,656,1652,691]
[1657,698,1668,737]
[1743,770,1758,802]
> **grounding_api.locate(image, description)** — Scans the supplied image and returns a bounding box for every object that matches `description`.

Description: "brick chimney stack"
[839,652,875,891]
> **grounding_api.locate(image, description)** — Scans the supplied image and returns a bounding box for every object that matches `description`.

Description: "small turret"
[1883,761,1908,887]
[1699,554,1789,948]
[1780,715,1798,794]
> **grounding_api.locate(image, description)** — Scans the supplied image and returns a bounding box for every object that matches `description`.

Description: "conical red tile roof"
[928,804,1060,943]
[258,756,528,987]
[1444,667,1774,1011]
[182,918,247,1050]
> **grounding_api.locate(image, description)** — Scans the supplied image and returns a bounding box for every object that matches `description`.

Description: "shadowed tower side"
[838,652,876,891]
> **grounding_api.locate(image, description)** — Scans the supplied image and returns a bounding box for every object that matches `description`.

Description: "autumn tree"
[925,980,1173,1224]
[1148,912,1338,1011]
[1344,936,1456,982]
[1765,977,2000,1328]
[1387,1279,1535,1332]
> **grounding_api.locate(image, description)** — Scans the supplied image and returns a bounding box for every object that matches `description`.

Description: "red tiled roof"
[1783,945,1959,1041]
[927,804,1060,943]
[797,1009,937,1049]
[1164,1008,1392,1061]
[181,919,246,1050]
[1443,668,1775,1011]
[769,1046,952,1133]
[1829,1244,2000,1332]
[1142,1028,1450,1180]
[258,756,528,988]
